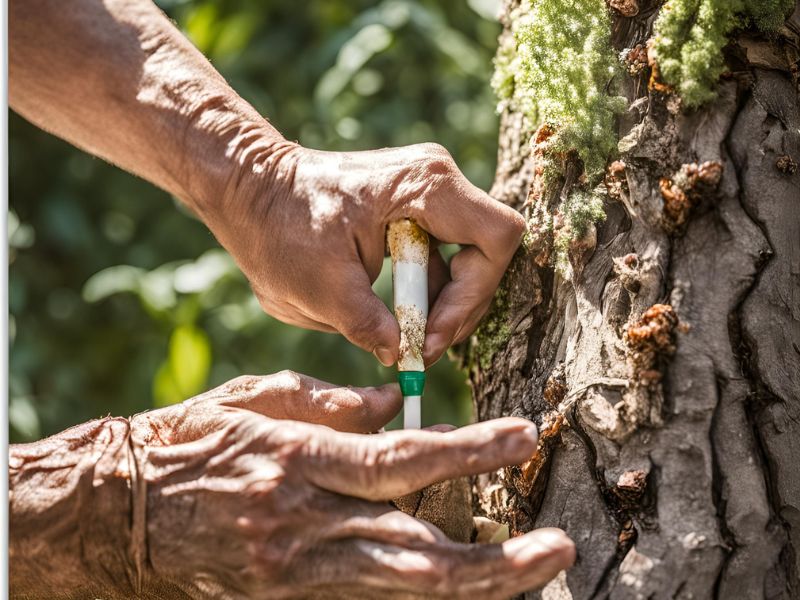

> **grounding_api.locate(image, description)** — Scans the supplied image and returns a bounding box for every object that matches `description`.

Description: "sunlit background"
[9,0,502,442]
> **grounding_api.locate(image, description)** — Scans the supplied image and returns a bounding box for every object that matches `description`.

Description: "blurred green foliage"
[9,0,502,442]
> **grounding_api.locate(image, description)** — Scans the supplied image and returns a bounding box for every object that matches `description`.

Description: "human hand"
[130,371,575,598]
[10,0,523,366]
[203,144,525,367]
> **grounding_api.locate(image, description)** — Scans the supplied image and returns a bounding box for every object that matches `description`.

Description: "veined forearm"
[9,418,139,598]
[8,0,286,214]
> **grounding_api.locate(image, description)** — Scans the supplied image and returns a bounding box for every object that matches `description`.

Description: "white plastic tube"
[403,395,422,431]
[387,219,429,429]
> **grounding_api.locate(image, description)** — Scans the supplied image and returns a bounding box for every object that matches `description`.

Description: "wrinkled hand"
[131,371,574,598]
[207,144,525,366]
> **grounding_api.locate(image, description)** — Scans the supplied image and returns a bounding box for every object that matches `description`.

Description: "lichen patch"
[650,0,794,107]
[396,304,426,372]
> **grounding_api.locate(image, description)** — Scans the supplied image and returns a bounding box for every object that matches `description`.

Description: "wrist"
[9,417,141,597]
[178,93,299,221]
[190,112,303,274]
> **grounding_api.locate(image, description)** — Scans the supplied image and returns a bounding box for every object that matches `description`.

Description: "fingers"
[195,372,403,434]
[423,246,497,365]
[321,502,448,547]
[397,149,525,365]
[409,163,525,259]
[290,527,575,599]
[254,290,338,333]
[427,247,450,307]
[315,263,401,367]
[298,417,538,501]
[137,371,403,445]
[260,273,400,368]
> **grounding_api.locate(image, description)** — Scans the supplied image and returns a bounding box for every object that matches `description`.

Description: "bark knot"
[660,161,724,233]
[507,412,566,499]
[607,0,639,18]
[776,154,797,175]
[624,303,680,384]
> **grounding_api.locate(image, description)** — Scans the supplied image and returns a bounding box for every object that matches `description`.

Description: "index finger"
[297,417,538,501]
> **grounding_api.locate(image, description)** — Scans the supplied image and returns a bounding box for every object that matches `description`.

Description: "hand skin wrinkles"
[9,374,576,599]
[10,0,525,367]
[9,0,568,595]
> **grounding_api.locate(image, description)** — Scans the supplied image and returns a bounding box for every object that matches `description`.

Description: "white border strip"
[2,0,11,595]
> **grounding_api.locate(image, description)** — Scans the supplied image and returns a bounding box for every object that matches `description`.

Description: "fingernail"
[508,529,575,564]
[534,529,577,565]
[522,424,538,442]
[487,418,537,437]
[374,346,395,367]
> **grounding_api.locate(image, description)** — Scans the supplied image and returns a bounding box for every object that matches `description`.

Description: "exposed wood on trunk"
[469,3,800,598]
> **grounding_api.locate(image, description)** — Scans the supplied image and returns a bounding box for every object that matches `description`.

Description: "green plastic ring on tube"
[397,371,425,397]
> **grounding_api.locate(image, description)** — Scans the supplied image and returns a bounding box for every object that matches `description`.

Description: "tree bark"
[470,2,800,598]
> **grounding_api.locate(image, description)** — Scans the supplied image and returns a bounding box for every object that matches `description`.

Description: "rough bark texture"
[470,2,800,598]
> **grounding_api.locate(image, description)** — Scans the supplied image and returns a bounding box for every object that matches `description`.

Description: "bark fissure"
[710,376,739,600]
[474,4,799,598]
[723,83,798,596]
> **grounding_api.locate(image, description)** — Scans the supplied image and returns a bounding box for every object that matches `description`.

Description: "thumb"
[325,265,400,366]
[212,372,403,433]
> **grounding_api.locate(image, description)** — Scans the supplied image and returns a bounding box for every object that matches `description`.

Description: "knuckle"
[508,209,527,237]
[389,553,452,595]
[270,369,304,393]
[414,143,457,176]
[256,295,281,319]
[253,285,274,308]
[493,203,526,240]
[254,291,300,326]
[270,424,313,466]
[359,436,418,499]
[223,374,263,393]
[417,141,450,159]
[343,386,372,420]
[358,439,395,498]
[486,206,526,260]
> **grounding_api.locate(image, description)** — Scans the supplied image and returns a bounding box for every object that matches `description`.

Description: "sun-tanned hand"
[8,1,573,597]
[10,373,575,598]
[210,143,525,367]
[9,0,525,366]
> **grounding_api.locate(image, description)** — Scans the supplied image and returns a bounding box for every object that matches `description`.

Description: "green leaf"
[152,363,183,408]
[184,3,219,53]
[9,395,41,441]
[82,265,145,303]
[153,324,211,407]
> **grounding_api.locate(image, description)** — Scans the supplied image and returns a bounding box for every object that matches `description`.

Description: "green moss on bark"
[471,284,512,370]
[651,0,794,107]
[492,0,622,270]
[492,0,625,182]
[553,189,606,273]
[560,190,606,238]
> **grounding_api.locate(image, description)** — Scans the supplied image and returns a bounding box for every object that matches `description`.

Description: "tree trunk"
[470,2,800,598]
